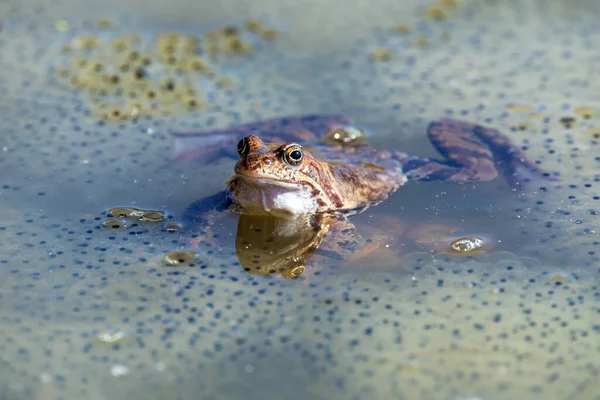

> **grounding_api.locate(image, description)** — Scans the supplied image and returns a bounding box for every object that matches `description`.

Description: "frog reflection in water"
[175,115,555,278]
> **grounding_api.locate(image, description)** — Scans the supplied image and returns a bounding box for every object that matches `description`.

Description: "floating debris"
[110,364,130,378]
[55,19,69,32]
[450,237,484,253]
[96,327,129,344]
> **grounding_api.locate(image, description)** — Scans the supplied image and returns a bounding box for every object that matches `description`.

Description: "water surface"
[1,0,600,399]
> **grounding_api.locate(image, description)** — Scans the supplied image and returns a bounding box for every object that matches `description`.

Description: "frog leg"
[172,114,352,164]
[400,119,557,188]
[181,190,233,248]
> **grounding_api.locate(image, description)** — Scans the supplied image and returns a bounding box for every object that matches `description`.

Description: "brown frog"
[175,114,555,272]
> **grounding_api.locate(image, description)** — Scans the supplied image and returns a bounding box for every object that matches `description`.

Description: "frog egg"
[103,73,121,85]
[574,106,597,120]
[394,23,411,34]
[107,207,145,219]
[54,66,72,79]
[110,34,142,53]
[91,102,126,121]
[111,36,130,52]
[160,77,177,92]
[102,219,127,229]
[280,265,306,279]
[586,127,600,137]
[155,32,180,47]
[225,36,253,54]
[180,95,206,110]
[95,327,130,344]
[424,4,449,20]
[243,19,262,33]
[162,222,182,233]
[368,47,393,62]
[259,28,277,41]
[139,210,167,222]
[543,271,575,284]
[323,126,367,145]
[414,36,431,48]
[70,56,89,68]
[559,116,576,129]
[183,56,210,73]
[177,85,197,97]
[163,250,198,266]
[71,35,100,50]
[222,25,240,37]
[203,39,221,56]
[101,107,128,121]
[215,76,236,88]
[96,17,115,29]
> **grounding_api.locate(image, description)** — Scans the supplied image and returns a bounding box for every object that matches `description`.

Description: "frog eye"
[237,138,249,157]
[283,146,303,166]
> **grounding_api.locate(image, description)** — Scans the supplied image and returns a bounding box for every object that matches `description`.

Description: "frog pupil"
[289,150,302,161]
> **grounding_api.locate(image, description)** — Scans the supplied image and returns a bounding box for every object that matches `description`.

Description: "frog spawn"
[106,207,167,223]
[102,208,198,266]
[2,1,600,400]
[54,19,278,121]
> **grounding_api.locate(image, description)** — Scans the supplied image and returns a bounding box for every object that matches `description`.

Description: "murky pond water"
[1,0,600,399]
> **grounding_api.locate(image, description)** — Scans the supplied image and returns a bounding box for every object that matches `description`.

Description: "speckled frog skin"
[175,114,554,224]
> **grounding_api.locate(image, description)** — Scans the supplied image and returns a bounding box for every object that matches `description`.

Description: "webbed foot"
[402,119,557,189]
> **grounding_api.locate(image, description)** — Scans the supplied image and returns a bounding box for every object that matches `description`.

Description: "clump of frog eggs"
[367,0,462,62]
[102,206,484,274]
[101,206,198,266]
[54,19,277,121]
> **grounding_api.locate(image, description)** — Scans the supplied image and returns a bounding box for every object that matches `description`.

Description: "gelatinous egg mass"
[53,18,278,121]
[1,0,600,400]
[107,207,167,222]
[102,218,126,229]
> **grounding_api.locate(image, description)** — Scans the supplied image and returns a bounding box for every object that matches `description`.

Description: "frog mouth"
[233,173,303,189]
